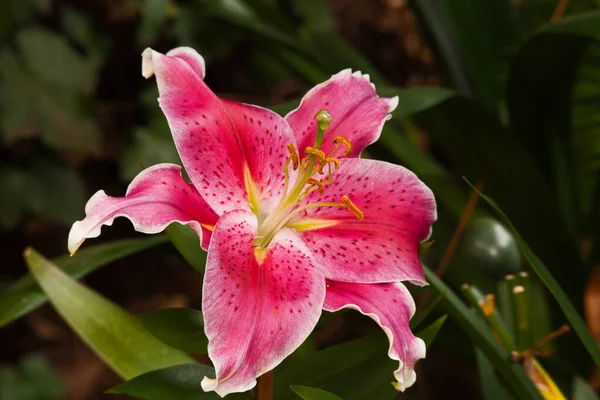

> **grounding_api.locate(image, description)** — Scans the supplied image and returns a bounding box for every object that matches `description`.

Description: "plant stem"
[256,371,273,400]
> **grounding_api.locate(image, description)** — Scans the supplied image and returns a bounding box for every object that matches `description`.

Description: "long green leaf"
[425,268,542,399]
[467,181,600,366]
[165,223,207,272]
[0,236,168,328]
[275,335,387,400]
[417,314,447,347]
[24,248,194,379]
[137,308,208,354]
[507,11,600,240]
[291,386,343,400]
[439,0,516,111]
[107,364,219,400]
[413,96,583,301]
[572,376,600,400]
[475,348,516,400]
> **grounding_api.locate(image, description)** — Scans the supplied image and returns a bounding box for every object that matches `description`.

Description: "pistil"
[253,109,363,250]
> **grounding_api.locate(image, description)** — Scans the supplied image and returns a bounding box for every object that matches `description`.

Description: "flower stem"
[256,371,273,400]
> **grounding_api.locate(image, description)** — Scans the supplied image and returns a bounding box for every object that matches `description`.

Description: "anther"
[287,143,299,170]
[304,147,326,162]
[307,178,325,194]
[341,195,364,220]
[317,157,340,174]
[333,136,352,156]
[478,294,495,317]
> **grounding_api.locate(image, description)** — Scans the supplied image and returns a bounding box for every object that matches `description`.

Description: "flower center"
[254,109,363,249]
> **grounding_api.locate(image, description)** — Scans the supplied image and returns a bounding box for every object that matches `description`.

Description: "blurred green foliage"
[1,0,600,399]
[0,354,64,400]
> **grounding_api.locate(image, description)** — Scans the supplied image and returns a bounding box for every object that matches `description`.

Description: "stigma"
[254,109,364,249]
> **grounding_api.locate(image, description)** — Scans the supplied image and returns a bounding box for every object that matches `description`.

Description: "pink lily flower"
[68,47,436,397]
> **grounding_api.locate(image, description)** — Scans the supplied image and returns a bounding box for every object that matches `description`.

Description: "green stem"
[461,284,517,351]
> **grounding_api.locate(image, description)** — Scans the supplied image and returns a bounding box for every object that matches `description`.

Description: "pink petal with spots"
[285,69,397,157]
[323,280,426,391]
[201,210,324,397]
[297,158,436,284]
[142,47,297,215]
[68,164,217,255]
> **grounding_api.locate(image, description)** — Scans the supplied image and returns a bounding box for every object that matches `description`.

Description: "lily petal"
[297,158,436,284]
[202,210,325,397]
[142,47,297,215]
[68,164,217,255]
[285,69,397,157]
[323,280,426,391]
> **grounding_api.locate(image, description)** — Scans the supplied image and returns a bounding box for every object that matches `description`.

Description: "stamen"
[317,157,340,174]
[306,178,325,194]
[341,195,364,220]
[333,136,352,156]
[304,147,326,162]
[287,144,299,170]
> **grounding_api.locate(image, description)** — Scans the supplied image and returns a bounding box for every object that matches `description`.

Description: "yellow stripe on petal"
[201,223,215,232]
[244,164,261,216]
[286,219,339,232]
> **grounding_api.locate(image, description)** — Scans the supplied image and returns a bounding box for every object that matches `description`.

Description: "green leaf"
[137,308,208,354]
[107,364,219,400]
[0,166,28,229]
[308,33,386,84]
[205,0,311,57]
[425,268,542,399]
[417,314,447,347]
[25,156,86,225]
[410,292,445,330]
[17,27,97,93]
[412,0,474,98]
[413,96,583,301]
[293,0,335,34]
[572,376,600,400]
[61,7,109,63]
[382,87,456,120]
[0,49,101,154]
[467,181,600,366]
[441,0,516,111]
[275,335,387,399]
[25,248,194,379]
[138,0,169,45]
[507,11,600,239]
[291,385,343,400]
[0,236,167,328]
[0,354,65,400]
[165,223,207,272]
[475,348,516,400]
[120,127,181,181]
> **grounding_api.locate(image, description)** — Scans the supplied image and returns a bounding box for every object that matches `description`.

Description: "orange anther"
[307,178,325,195]
[341,195,364,220]
[304,147,326,162]
[287,143,299,170]
[317,157,340,174]
[333,136,352,156]
[478,294,496,317]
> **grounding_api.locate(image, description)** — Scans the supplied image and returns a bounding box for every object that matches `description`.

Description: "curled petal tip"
[166,46,206,80]
[141,48,155,79]
[388,96,399,113]
[67,221,85,256]
[201,376,219,393]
